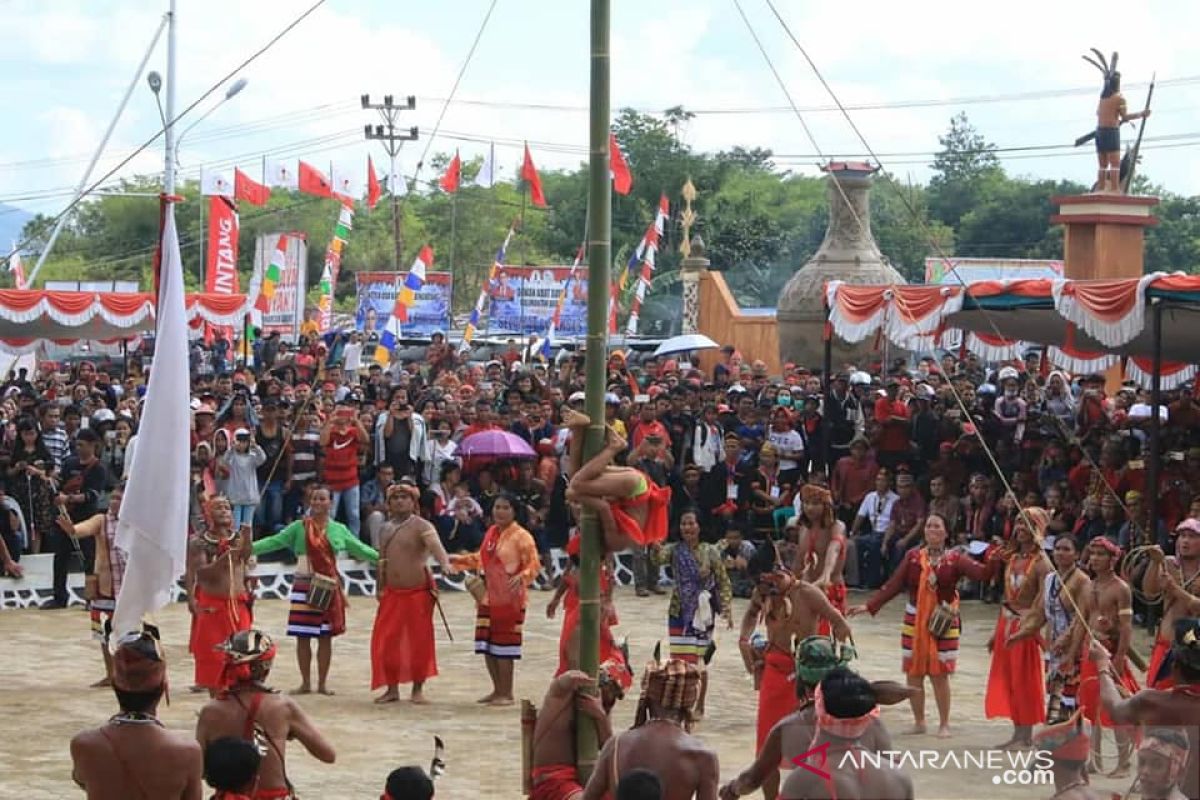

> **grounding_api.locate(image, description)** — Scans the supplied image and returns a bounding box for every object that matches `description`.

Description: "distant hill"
[0,203,33,251]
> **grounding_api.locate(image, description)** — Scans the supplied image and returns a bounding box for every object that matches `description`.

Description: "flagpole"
[519,183,527,266]
[450,190,458,326]
[576,0,610,783]
[198,190,206,288]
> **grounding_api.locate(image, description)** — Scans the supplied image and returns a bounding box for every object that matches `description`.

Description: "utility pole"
[362,94,417,270]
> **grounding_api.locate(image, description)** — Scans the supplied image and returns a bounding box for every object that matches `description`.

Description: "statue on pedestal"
[1074,49,1152,193]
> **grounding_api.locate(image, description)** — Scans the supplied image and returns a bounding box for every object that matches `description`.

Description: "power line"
[1,0,331,265]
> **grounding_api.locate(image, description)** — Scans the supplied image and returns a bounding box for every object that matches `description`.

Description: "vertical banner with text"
[205,196,240,294]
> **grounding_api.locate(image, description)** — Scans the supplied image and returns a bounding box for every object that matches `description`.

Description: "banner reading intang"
[355,271,452,336]
[486,266,588,338]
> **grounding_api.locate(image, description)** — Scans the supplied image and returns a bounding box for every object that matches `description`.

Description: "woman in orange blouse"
[451,493,541,706]
[849,512,1002,738]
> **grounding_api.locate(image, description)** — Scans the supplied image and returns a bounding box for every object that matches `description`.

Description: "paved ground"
[4,587,1150,799]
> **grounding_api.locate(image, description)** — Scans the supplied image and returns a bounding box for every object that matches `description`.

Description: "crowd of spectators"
[3,333,1200,617]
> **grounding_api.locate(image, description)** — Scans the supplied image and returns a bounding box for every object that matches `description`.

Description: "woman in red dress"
[850,512,1002,737]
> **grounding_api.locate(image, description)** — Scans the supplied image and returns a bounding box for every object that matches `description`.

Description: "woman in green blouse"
[651,507,732,719]
[252,485,378,695]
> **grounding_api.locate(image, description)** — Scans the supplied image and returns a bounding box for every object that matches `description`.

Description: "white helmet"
[997,366,1020,383]
[849,371,872,386]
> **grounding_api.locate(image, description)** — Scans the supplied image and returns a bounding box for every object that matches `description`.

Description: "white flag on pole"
[112,205,191,638]
[264,159,299,189]
[473,144,496,188]
[199,168,234,197]
[387,171,409,196]
[330,164,361,202]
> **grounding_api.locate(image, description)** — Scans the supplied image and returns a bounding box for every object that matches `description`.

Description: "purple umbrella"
[458,429,537,460]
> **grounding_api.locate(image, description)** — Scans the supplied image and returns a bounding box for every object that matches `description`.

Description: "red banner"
[206,196,240,295]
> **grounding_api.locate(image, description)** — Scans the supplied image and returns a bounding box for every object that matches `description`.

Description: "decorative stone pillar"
[680,237,708,335]
[677,178,706,334]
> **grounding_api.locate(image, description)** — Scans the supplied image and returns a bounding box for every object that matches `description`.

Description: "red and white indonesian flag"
[113,205,191,638]
[200,168,235,197]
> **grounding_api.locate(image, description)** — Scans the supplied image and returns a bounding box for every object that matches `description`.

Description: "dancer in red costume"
[1075,536,1139,779]
[562,412,670,551]
[547,531,621,676]
[850,512,1003,739]
[185,496,254,695]
[528,662,630,800]
[1143,519,1200,688]
[793,483,847,636]
[984,506,1051,747]
[1086,618,1200,800]
[739,555,851,800]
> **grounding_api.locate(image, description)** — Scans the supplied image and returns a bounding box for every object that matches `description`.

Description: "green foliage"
[15,107,1200,332]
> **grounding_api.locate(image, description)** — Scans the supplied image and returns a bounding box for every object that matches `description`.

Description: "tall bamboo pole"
[575,0,610,784]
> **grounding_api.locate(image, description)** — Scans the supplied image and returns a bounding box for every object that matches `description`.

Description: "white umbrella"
[653,333,721,357]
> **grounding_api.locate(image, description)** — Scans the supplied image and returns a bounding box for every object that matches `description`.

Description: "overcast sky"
[2,0,1198,224]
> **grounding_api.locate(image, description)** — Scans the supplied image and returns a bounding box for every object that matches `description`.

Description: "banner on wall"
[485,266,589,338]
[252,232,308,338]
[355,271,452,336]
[924,257,1063,285]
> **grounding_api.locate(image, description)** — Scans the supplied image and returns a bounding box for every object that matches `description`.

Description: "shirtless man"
[196,628,336,800]
[530,661,629,800]
[780,668,913,800]
[1088,618,1200,800]
[71,632,204,800]
[583,659,718,800]
[1031,712,1106,800]
[985,507,1052,748]
[1143,519,1200,688]
[720,637,915,800]
[185,496,254,695]
[1077,537,1139,778]
[793,484,848,633]
[739,566,852,800]
[371,482,456,704]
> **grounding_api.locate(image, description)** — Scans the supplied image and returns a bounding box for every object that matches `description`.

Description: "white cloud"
[2,0,1199,223]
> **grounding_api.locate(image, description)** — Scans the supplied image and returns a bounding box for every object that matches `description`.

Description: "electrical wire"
[0,0,331,265]
[408,0,499,190]
[752,0,1142,547]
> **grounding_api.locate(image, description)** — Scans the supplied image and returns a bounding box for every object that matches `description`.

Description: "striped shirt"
[41,427,70,471]
[290,429,321,483]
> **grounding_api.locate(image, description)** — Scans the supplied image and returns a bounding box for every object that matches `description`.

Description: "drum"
[464,573,487,604]
[306,573,339,611]
[927,602,957,639]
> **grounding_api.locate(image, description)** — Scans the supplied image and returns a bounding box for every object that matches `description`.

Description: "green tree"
[928,112,1004,228]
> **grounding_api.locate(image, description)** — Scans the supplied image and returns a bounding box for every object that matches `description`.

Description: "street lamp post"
[170,77,248,287]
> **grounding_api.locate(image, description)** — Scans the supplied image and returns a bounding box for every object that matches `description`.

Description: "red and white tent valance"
[1124,357,1197,392]
[826,281,963,347]
[1050,272,1174,348]
[0,290,252,352]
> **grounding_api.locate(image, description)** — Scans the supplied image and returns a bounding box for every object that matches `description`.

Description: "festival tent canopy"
[825,273,1200,389]
[0,289,253,354]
